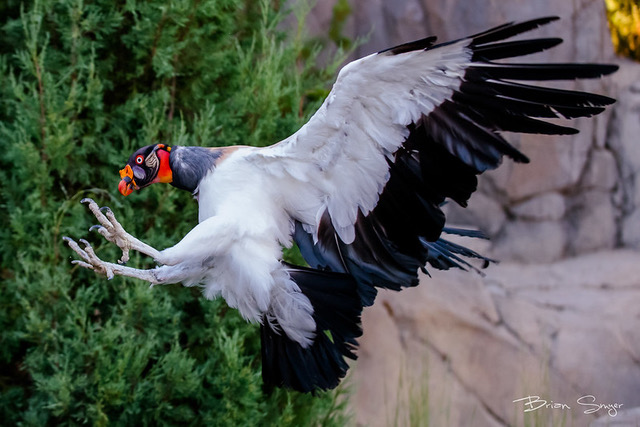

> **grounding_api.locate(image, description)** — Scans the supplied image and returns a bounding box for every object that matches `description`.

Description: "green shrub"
[0,0,351,424]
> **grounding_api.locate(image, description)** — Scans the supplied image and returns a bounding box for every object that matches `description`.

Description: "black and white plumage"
[65,17,617,393]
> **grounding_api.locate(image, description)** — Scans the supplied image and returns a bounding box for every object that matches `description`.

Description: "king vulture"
[64,17,617,393]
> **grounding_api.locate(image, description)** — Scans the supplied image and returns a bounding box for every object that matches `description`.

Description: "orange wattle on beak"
[118,164,136,197]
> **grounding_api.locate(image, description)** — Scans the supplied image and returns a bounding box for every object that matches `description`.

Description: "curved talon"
[80,198,95,205]
[89,224,104,232]
[99,206,112,214]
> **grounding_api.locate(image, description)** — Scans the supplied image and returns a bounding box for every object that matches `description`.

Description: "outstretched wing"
[248,16,616,304]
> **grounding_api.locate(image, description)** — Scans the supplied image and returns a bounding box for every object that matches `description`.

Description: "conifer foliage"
[0,0,349,424]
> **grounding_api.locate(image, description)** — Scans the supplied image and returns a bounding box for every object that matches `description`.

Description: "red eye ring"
[135,155,144,165]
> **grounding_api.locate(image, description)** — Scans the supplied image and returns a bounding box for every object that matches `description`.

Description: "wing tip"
[470,15,560,46]
[598,63,620,77]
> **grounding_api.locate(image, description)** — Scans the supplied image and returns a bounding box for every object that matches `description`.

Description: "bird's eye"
[135,155,144,165]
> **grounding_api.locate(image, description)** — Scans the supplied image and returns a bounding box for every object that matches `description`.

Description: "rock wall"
[347,251,640,427]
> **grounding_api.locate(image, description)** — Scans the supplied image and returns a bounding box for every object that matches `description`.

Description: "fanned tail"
[261,264,362,393]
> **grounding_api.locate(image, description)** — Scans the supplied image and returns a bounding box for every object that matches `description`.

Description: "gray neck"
[169,146,223,192]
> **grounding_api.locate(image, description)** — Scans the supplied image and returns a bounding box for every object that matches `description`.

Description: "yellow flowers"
[605,0,640,61]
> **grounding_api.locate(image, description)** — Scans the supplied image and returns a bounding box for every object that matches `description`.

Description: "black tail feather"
[260,265,362,393]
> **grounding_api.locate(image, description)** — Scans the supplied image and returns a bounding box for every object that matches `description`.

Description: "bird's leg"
[80,198,164,264]
[63,237,162,285]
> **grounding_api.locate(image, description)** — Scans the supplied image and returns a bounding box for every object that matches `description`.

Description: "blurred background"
[1,0,639,425]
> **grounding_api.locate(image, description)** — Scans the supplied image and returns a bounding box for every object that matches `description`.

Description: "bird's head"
[118,143,173,196]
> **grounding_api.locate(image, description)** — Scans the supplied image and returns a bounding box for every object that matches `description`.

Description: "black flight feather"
[469,79,615,107]
[471,38,562,61]
[469,16,560,46]
[466,63,618,81]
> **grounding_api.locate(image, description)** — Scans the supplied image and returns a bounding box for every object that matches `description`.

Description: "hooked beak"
[118,164,137,196]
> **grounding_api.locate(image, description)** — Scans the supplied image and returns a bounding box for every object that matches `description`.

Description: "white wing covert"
[255,38,471,243]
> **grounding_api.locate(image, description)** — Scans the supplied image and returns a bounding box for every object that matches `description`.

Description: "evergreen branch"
[168,0,202,122]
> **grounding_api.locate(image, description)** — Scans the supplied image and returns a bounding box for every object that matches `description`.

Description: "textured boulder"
[608,79,640,249]
[348,250,640,427]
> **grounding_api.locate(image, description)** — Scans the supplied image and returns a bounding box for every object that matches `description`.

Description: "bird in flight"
[64,17,617,393]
